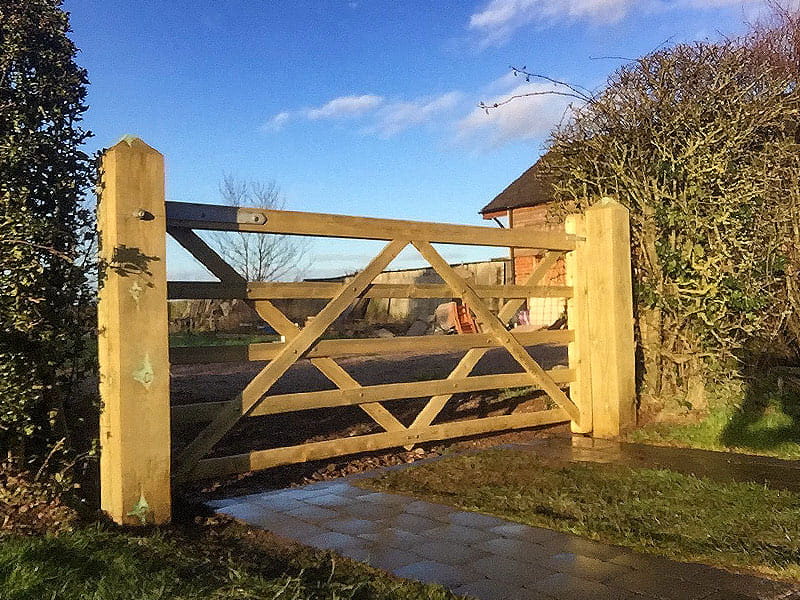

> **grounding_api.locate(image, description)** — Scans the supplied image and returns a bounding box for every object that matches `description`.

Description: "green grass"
[360,448,800,580]
[169,331,280,347]
[630,379,800,459]
[0,522,458,600]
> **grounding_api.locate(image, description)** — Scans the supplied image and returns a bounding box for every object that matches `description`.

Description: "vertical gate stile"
[565,214,592,433]
[98,137,171,525]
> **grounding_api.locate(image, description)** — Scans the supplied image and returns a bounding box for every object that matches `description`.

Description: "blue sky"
[64,0,774,279]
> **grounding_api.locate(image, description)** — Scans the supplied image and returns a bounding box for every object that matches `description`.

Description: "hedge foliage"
[545,13,800,412]
[0,1,94,472]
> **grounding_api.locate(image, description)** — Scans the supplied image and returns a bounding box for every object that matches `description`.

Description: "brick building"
[480,154,566,328]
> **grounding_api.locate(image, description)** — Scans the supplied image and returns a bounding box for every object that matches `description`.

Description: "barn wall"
[511,204,567,329]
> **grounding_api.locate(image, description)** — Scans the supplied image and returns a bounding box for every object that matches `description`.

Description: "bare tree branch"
[208,175,310,281]
[477,66,593,114]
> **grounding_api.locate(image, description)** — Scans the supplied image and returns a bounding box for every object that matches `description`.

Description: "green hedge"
[0,1,95,475]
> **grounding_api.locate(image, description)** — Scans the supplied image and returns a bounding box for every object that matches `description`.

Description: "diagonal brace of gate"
[413,241,581,424]
[173,239,408,480]
[251,299,406,433]
[409,250,563,432]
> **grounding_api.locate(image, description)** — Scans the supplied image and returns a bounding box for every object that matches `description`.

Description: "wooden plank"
[413,241,581,423]
[584,199,636,437]
[165,201,577,251]
[171,369,574,423]
[248,368,573,416]
[250,299,297,335]
[167,280,572,300]
[168,281,240,299]
[310,357,406,433]
[168,329,575,365]
[409,250,566,431]
[250,299,406,434]
[167,227,245,284]
[185,408,570,480]
[97,137,171,525]
[172,240,408,479]
[565,214,592,434]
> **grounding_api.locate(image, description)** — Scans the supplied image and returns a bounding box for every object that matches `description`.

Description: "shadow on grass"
[0,526,283,600]
[720,372,800,454]
[0,523,456,600]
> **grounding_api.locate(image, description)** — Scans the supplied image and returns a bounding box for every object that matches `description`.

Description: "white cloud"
[469,0,766,46]
[265,111,290,131]
[306,94,384,120]
[470,0,634,45]
[372,92,464,136]
[265,91,464,137]
[456,80,577,147]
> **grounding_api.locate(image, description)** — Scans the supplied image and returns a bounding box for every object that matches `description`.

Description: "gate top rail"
[165,201,577,251]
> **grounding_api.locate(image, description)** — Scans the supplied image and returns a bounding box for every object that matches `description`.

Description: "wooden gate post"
[98,136,171,524]
[583,197,636,437]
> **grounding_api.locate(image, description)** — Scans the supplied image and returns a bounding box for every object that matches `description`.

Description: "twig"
[0,239,74,262]
[509,65,594,97]
[477,66,593,113]
[478,90,583,112]
[34,438,65,482]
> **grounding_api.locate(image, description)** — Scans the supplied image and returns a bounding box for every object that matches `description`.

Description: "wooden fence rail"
[97,137,635,525]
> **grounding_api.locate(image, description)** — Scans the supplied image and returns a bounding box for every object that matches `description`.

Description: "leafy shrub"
[0,2,95,475]
[545,14,800,412]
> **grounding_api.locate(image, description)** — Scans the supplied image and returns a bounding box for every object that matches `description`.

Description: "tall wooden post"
[583,197,636,437]
[98,136,171,524]
[565,214,592,434]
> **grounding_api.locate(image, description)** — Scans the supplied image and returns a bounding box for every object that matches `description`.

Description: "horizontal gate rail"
[167,280,573,300]
[172,368,574,424]
[165,200,577,250]
[189,408,570,480]
[169,329,575,365]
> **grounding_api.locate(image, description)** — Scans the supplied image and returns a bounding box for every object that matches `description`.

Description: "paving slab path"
[212,468,800,600]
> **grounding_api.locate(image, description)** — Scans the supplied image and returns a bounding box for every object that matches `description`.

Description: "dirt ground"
[171,343,570,500]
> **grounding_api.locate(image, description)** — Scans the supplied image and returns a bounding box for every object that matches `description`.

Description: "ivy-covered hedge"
[545,14,800,414]
[0,1,94,474]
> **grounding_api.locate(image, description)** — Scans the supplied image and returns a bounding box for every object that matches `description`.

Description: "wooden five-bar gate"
[97,137,635,525]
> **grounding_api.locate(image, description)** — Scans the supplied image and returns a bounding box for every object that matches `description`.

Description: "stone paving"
[212,473,800,600]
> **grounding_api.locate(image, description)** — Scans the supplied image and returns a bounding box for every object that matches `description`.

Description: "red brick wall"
[510,204,567,328]
[514,254,565,285]
[511,204,566,285]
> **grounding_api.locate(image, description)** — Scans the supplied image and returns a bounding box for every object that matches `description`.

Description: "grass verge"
[169,331,280,347]
[360,448,800,580]
[0,520,458,600]
[630,378,800,459]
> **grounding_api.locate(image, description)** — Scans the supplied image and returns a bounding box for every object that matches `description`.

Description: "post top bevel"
[107,135,162,156]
